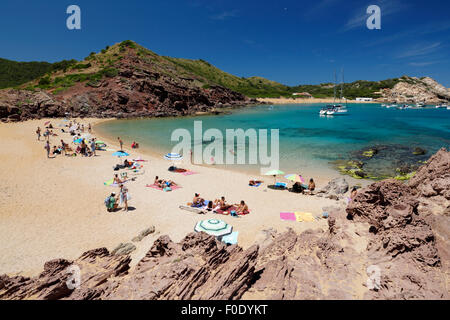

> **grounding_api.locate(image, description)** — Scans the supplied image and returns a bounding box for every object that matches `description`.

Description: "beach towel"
[249,183,262,187]
[181,170,197,176]
[215,206,250,216]
[221,231,239,245]
[104,179,114,186]
[294,212,315,222]
[275,182,287,188]
[179,205,206,214]
[280,212,296,221]
[146,184,182,191]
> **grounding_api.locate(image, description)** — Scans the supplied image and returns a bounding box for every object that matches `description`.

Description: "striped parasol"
[284,174,305,183]
[164,153,183,161]
[194,219,233,237]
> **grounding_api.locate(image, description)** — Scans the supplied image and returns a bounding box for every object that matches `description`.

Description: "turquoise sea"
[95,104,450,178]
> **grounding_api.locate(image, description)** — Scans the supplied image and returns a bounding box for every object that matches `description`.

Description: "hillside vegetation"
[0,41,435,99]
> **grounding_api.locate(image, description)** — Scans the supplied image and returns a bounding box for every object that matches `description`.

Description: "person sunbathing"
[305,178,316,195]
[249,180,263,186]
[235,200,249,215]
[215,196,230,210]
[193,193,205,207]
[114,174,124,185]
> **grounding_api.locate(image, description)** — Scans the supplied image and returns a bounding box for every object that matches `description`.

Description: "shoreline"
[0,117,354,277]
[257,97,378,104]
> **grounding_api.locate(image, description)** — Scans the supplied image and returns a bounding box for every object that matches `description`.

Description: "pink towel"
[146,184,182,191]
[280,212,296,221]
[181,171,197,176]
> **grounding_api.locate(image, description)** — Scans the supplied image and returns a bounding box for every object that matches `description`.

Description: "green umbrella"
[264,169,285,184]
[194,219,232,237]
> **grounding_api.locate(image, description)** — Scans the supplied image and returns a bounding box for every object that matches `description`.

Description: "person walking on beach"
[45,141,51,158]
[36,127,41,141]
[88,123,92,133]
[118,137,123,151]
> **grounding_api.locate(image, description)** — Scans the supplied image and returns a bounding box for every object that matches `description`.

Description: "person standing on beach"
[90,139,96,157]
[118,137,123,151]
[88,123,92,133]
[45,141,51,158]
[119,184,129,212]
[36,127,41,141]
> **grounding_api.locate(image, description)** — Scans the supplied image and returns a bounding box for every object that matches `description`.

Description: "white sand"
[0,118,361,276]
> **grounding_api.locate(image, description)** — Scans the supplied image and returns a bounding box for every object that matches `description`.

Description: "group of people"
[192,194,249,215]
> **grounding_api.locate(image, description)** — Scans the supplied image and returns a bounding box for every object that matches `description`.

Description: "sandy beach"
[0,118,364,277]
[257,97,378,104]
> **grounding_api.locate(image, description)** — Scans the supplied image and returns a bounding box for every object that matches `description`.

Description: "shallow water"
[95,104,450,177]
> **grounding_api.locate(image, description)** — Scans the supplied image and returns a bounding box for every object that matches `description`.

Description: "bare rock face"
[346,148,449,299]
[380,76,450,104]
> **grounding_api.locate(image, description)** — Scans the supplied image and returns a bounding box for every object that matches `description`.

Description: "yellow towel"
[294,212,315,222]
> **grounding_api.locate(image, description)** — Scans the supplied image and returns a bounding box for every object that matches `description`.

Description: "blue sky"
[1,0,449,86]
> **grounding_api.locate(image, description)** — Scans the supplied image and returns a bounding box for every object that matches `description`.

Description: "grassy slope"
[0,41,417,99]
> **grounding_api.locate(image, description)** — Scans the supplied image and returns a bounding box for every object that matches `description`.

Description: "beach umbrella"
[112,151,129,157]
[44,121,50,126]
[194,219,233,237]
[164,152,183,167]
[285,174,305,183]
[164,153,183,161]
[74,138,83,144]
[95,140,106,145]
[264,169,285,184]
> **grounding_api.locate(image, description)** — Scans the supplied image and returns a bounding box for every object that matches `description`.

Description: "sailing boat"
[326,70,348,115]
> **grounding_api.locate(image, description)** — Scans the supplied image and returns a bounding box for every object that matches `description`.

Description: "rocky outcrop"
[0,49,257,122]
[316,177,349,200]
[380,76,450,104]
[1,150,448,300]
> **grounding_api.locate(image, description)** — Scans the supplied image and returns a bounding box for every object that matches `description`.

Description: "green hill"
[0,41,409,99]
[0,58,77,89]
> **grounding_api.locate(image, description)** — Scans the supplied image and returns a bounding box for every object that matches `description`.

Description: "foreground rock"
[1,150,448,300]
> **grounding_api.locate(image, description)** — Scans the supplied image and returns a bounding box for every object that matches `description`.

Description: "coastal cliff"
[1,148,448,300]
[0,41,256,122]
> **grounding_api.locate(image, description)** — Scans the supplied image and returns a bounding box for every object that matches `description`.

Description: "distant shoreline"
[256,97,378,104]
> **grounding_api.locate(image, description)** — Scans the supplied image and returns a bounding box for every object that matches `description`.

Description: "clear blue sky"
[1,0,449,86]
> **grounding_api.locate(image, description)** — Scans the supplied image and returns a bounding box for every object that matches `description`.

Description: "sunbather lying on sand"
[249,180,263,186]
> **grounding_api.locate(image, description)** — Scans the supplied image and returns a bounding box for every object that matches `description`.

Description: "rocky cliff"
[0,42,256,122]
[1,149,448,300]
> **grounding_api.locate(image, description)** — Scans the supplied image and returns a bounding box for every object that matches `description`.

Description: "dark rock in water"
[413,147,427,155]
[336,144,432,180]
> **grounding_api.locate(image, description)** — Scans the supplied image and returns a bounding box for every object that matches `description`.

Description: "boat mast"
[333,70,337,104]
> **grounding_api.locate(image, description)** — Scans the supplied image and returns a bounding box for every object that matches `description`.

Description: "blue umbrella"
[74,138,83,144]
[112,151,129,157]
[163,153,183,161]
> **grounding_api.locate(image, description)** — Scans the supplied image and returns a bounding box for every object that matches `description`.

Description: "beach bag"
[104,196,111,207]
[230,210,237,217]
